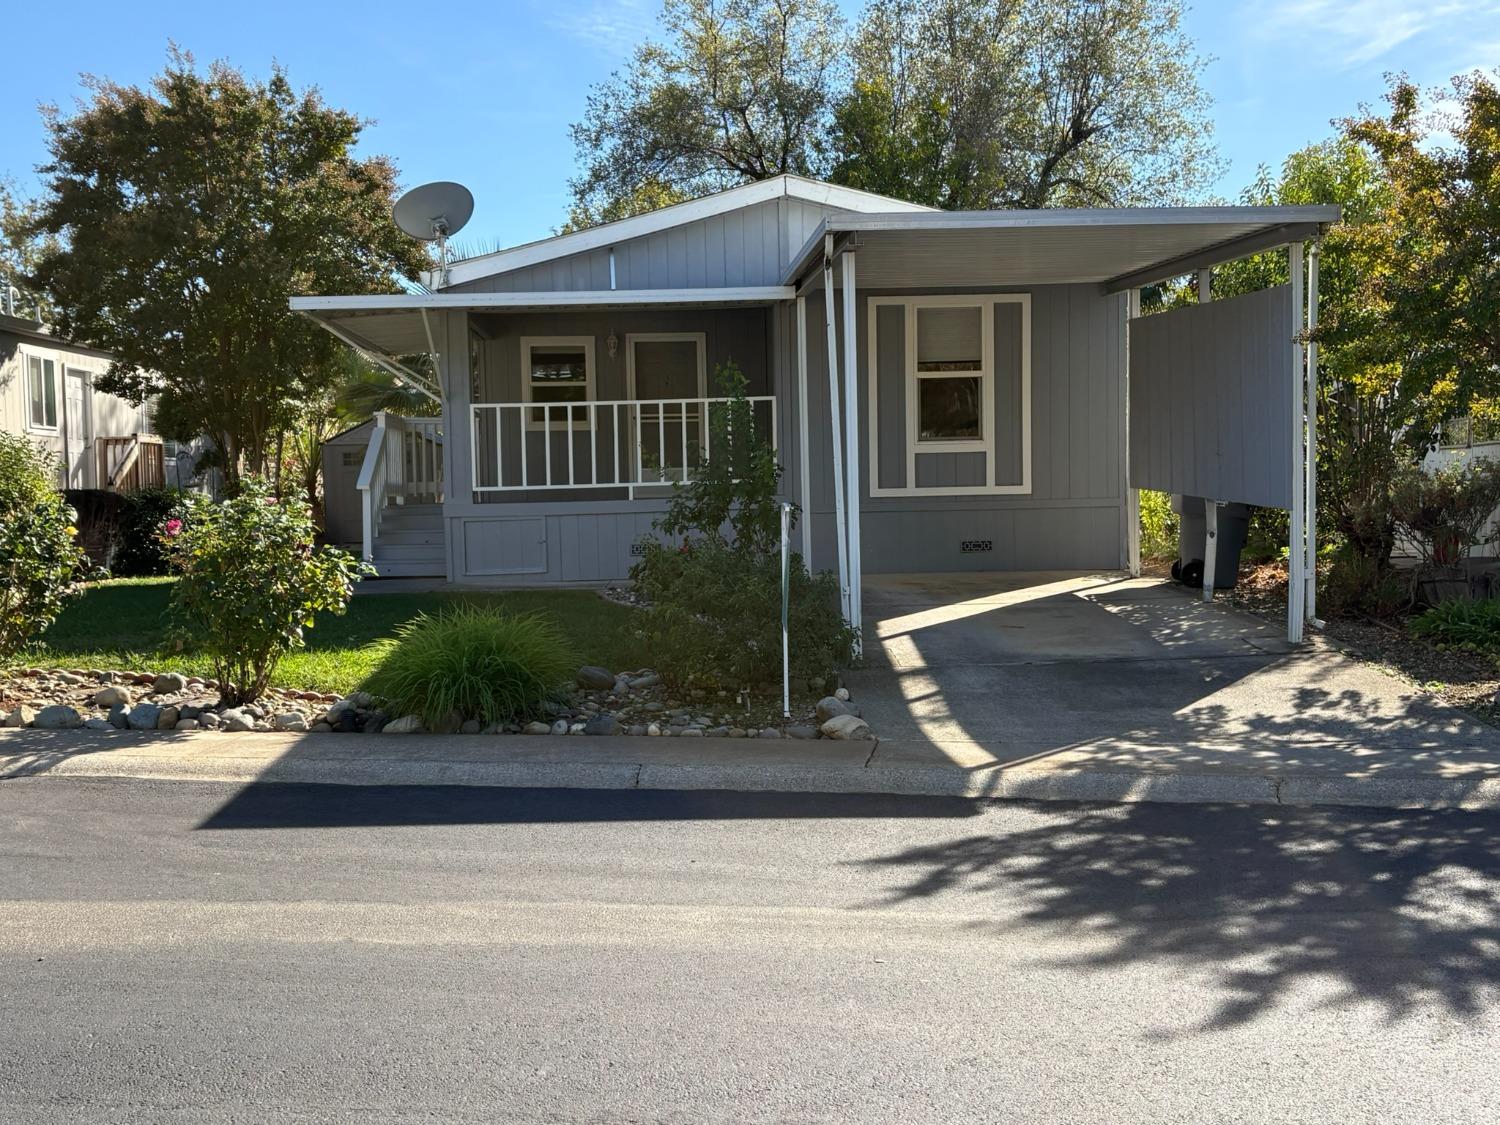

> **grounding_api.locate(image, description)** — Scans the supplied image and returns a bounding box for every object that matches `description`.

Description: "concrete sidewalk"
[5,724,1500,809]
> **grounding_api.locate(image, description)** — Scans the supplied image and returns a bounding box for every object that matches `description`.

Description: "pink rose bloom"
[164,518,183,537]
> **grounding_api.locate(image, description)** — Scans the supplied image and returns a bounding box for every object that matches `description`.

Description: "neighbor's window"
[915,306,983,442]
[27,355,58,430]
[521,337,595,428]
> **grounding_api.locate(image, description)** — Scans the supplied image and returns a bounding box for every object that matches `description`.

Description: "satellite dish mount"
[393,181,475,288]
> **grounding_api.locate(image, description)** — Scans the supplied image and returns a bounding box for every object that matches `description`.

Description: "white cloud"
[1256,0,1500,69]
[544,0,659,57]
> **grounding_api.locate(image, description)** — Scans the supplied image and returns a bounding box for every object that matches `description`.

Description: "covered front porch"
[296,287,796,580]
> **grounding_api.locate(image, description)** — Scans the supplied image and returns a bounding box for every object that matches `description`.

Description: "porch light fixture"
[606,331,619,359]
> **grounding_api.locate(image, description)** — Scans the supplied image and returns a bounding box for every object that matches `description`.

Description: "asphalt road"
[3,779,1499,1124]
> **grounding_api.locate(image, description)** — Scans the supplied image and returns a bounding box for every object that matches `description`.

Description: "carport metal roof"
[782,206,1341,293]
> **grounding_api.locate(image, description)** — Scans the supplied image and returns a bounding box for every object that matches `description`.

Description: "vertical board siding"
[1127,284,1294,510]
[799,283,1126,575]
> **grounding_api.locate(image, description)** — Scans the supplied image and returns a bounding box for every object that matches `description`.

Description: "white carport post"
[1197,269,1218,603]
[795,295,813,559]
[1124,289,1142,577]
[841,250,862,652]
[821,238,852,628]
[1287,242,1307,643]
[1305,242,1321,626]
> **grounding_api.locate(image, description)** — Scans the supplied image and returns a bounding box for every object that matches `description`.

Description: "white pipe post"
[796,295,813,560]
[1287,242,1306,644]
[1306,242,1320,626]
[1197,272,1217,602]
[781,502,791,718]
[822,239,851,627]
[841,250,862,655]
[1125,289,1142,577]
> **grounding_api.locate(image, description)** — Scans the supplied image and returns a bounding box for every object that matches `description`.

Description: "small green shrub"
[0,433,87,658]
[361,605,576,726]
[631,363,857,690]
[1139,490,1178,562]
[632,536,856,691]
[167,475,368,705]
[1409,598,1500,659]
[1321,543,1412,618]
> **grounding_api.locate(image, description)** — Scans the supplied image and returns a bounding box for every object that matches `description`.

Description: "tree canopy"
[26,51,429,485]
[566,0,1219,223]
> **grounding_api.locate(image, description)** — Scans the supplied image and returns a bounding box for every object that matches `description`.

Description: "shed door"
[62,370,90,488]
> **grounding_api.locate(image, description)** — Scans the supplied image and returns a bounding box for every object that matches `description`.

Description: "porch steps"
[370,503,445,578]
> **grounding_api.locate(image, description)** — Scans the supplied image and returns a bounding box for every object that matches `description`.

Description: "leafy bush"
[166,475,368,705]
[0,433,86,659]
[361,605,577,727]
[1409,597,1500,660]
[1390,460,1500,571]
[1139,490,1178,562]
[633,536,856,691]
[115,487,190,576]
[632,363,857,690]
[1321,542,1412,618]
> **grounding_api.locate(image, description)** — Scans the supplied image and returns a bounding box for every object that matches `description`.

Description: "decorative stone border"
[0,664,874,741]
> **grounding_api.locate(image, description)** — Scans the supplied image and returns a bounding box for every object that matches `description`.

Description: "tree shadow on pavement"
[857,802,1500,1033]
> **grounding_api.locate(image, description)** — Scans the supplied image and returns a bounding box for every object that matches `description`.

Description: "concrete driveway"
[850,572,1500,780]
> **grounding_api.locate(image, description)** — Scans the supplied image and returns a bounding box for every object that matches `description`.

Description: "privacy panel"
[1128,284,1295,510]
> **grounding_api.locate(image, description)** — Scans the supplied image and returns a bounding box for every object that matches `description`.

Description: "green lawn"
[24,578,647,695]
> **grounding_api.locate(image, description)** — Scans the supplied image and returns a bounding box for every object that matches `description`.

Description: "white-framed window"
[520,336,595,429]
[866,294,1032,497]
[26,353,59,431]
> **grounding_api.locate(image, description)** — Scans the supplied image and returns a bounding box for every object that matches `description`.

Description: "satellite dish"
[393,181,474,287]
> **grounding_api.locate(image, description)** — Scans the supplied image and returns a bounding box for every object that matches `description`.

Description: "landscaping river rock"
[0,664,873,741]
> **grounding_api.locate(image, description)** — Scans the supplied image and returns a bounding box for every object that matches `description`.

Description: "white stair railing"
[356,412,389,562]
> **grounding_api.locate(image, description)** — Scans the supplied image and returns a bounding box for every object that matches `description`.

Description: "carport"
[781,205,1339,644]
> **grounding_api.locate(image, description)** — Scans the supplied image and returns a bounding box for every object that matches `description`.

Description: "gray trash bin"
[1172,494,1251,590]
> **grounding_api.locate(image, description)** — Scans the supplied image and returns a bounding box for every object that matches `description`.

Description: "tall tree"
[0,182,58,320]
[827,0,1220,208]
[567,0,845,226]
[26,51,429,486]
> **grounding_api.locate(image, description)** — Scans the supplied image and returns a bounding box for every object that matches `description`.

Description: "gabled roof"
[439,174,936,289]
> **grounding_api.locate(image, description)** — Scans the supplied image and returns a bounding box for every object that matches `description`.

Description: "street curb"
[4,729,1500,810]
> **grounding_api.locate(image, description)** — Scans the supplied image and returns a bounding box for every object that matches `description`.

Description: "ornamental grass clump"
[167,476,368,706]
[361,605,576,728]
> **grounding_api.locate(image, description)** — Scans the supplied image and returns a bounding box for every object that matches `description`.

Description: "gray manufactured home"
[295,175,1335,642]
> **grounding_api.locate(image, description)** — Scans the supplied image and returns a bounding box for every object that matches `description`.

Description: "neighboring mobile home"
[0,310,169,492]
[298,175,1335,642]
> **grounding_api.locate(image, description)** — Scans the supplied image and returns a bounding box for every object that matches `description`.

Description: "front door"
[628,333,706,483]
[62,369,90,488]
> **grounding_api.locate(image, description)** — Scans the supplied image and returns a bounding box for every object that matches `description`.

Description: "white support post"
[822,239,851,627]
[1202,500,1218,602]
[1124,288,1141,577]
[1305,242,1320,627]
[1197,271,1220,601]
[841,251,862,654]
[796,295,813,561]
[1287,241,1306,644]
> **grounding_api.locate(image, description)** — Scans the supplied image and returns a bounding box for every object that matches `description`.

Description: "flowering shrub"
[0,433,86,658]
[166,476,370,705]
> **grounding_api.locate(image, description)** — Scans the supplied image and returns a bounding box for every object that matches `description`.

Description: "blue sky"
[2,0,1496,249]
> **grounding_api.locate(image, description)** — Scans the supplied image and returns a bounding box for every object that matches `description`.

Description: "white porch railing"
[357,412,444,561]
[469,396,776,497]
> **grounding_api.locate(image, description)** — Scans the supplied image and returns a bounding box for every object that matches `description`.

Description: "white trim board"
[865,294,1032,498]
